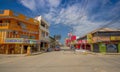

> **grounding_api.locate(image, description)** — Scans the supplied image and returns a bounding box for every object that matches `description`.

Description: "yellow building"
[0,10,40,54]
[87,28,120,53]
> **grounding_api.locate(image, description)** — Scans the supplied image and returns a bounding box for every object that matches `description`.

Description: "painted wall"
[118,43,120,53]
[99,43,106,53]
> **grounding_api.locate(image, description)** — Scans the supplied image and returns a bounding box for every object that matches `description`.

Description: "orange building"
[0,10,40,54]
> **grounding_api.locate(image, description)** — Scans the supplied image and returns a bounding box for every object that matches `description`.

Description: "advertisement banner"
[5,38,24,44]
[71,35,76,41]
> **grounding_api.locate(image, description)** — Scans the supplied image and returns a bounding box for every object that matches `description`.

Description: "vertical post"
[90,43,93,52]
[85,43,86,50]
[38,44,40,51]
[21,45,24,54]
[43,43,45,51]
[6,44,9,54]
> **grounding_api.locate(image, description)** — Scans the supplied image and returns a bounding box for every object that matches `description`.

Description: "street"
[0,47,120,72]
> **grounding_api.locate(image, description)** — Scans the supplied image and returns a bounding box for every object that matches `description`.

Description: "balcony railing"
[0,23,9,29]
[40,26,49,33]
[0,10,39,25]
[40,36,50,42]
[13,11,39,24]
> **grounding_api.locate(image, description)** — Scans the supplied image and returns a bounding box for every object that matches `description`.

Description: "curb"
[26,52,45,56]
[104,53,120,55]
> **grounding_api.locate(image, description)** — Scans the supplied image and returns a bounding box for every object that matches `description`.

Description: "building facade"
[0,10,40,54]
[35,16,50,51]
[88,28,120,53]
[68,28,120,53]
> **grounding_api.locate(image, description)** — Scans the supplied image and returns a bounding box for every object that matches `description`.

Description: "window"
[30,36,35,39]
[18,22,27,29]
[0,21,7,27]
[5,20,10,23]
[41,21,45,27]
[46,33,48,37]
[41,31,45,37]
[0,20,2,23]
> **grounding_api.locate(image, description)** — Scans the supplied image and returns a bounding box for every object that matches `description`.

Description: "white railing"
[40,26,49,33]
[40,36,50,42]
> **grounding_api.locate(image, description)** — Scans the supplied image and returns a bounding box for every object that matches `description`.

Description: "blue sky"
[0,0,120,43]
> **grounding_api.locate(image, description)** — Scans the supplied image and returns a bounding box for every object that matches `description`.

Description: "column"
[6,45,9,54]
[38,44,41,51]
[21,45,24,54]
[90,43,93,52]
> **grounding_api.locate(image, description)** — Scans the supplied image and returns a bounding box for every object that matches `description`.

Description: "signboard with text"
[5,38,40,44]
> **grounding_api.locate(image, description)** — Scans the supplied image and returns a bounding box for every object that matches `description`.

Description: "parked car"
[54,46,61,51]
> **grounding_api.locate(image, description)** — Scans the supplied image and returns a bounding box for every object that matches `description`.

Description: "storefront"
[75,40,91,51]
[0,38,40,54]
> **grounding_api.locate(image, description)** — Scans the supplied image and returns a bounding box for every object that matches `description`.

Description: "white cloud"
[48,0,61,7]
[19,0,120,37]
[19,0,36,10]
[19,0,61,11]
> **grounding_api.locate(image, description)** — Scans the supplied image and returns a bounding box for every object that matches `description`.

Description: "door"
[93,44,99,52]
[106,44,118,53]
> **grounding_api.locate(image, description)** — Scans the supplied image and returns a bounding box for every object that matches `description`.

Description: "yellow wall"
[0,10,39,24]
[0,10,13,16]
[0,10,39,44]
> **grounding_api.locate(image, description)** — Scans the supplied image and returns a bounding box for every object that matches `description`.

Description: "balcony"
[40,26,49,33]
[0,10,39,25]
[0,23,9,29]
[40,36,50,42]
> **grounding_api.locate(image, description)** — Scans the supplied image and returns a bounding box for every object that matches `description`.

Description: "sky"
[0,0,120,43]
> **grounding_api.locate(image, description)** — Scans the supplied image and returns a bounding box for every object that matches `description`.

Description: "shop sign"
[111,36,120,40]
[5,38,40,44]
[5,38,24,43]
[87,34,93,43]
[78,40,87,44]
[24,39,39,44]
[71,35,76,41]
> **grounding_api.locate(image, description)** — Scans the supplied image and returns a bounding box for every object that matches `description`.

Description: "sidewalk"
[104,53,120,55]
[74,50,120,55]
[30,51,44,55]
[0,54,26,58]
[0,52,45,58]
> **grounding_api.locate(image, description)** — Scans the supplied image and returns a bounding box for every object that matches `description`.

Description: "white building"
[35,16,50,51]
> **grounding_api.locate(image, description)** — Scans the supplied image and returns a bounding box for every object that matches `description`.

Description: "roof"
[77,27,120,40]
[91,28,120,33]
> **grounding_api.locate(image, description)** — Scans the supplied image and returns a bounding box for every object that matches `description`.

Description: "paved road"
[0,47,120,72]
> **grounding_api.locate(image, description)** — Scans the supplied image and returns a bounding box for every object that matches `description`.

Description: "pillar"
[38,44,41,51]
[6,45,9,54]
[21,45,24,54]
[90,43,93,52]
[43,43,45,51]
